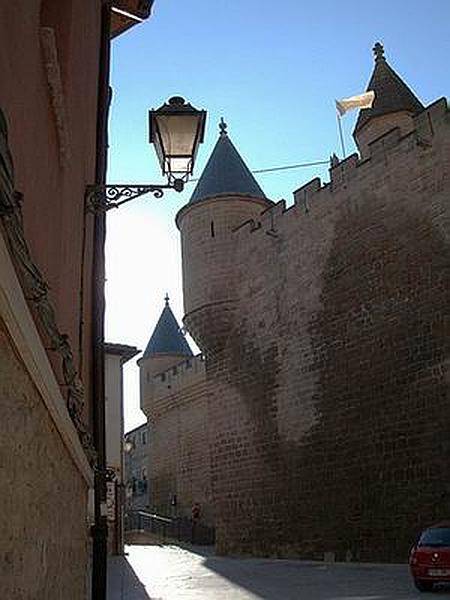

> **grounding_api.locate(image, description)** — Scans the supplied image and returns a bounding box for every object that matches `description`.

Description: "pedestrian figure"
[171,494,177,517]
[192,502,200,520]
[191,502,200,543]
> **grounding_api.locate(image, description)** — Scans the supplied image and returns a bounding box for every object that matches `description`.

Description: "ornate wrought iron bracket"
[85,179,184,213]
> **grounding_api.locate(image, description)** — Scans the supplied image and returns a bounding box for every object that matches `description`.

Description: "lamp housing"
[149,96,206,182]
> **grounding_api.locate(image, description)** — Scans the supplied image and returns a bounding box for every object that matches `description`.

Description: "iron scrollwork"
[85,181,182,213]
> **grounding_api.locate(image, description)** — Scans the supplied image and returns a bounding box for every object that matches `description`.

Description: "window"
[210,221,215,237]
[142,431,147,445]
[418,528,450,547]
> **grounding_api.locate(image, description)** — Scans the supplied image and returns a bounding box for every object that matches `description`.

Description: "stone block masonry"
[0,320,89,599]
[144,355,214,525]
[198,100,450,561]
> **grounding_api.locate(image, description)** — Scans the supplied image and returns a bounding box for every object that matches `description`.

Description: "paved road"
[108,544,450,600]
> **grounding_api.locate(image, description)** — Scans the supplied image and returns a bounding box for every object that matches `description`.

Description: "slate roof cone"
[354,42,424,134]
[143,294,193,358]
[189,118,266,204]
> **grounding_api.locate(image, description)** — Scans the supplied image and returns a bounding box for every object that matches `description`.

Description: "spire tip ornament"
[373,41,385,62]
[219,117,228,136]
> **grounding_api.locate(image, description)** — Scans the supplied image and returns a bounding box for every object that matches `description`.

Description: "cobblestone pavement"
[108,545,450,600]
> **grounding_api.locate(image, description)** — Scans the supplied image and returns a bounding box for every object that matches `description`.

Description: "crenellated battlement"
[232,98,449,246]
[233,217,261,235]
[259,199,287,232]
[150,352,206,405]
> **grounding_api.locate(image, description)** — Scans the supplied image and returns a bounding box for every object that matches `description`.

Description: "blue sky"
[106,0,450,430]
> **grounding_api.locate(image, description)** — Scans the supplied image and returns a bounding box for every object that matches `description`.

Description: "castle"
[139,44,450,562]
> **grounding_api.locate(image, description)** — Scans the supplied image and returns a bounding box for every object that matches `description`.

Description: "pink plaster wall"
[0,1,102,421]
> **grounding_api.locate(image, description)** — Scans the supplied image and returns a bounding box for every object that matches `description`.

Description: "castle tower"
[139,295,193,417]
[175,120,272,354]
[354,42,424,156]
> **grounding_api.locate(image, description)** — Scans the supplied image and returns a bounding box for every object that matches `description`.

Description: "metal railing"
[125,510,215,546]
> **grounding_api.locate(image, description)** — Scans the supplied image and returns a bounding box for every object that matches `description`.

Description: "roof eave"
[104,342,141,364]
[110,0,153,39]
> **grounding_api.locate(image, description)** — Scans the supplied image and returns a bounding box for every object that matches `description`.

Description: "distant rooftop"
[143,295,193,359]
[104,342,140,365]
[124,422,147,437]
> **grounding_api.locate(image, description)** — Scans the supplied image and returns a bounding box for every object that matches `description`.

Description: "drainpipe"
[91,1,111,599]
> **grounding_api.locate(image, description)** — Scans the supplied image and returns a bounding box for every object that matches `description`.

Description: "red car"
[409,522,450,592]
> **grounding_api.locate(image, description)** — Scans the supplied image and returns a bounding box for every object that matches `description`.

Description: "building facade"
[105,343,139,554]
[124,423,150,512]
[0,2,151,598]
[142,44,450,561]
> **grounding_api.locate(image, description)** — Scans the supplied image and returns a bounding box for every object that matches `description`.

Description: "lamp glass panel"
[167,156,192,174]
[155,114,200,167]
[153,136,165,173]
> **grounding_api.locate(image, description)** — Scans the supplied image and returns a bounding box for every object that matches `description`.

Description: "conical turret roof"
[143,295,193,358]
[189,119,266,203]
[354,42,424,133]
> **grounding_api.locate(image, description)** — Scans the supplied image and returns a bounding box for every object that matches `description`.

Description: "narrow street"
[107,544,448,599]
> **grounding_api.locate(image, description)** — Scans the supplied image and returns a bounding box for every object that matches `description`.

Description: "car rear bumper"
[410,566,450,582]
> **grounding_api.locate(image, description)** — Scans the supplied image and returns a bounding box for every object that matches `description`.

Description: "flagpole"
[335,91,375,159]
[336,111,346,158]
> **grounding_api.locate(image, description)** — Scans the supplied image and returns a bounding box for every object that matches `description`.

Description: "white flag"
[335,91,375,116]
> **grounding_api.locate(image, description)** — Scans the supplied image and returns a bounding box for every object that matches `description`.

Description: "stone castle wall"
[194,99,450,560]
[0,320,89,599]
[145,355,214,524]
[178,196,271,354]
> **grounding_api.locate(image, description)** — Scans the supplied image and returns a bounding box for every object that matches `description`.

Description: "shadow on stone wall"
[294,196,450,561]
[209,192,450,562]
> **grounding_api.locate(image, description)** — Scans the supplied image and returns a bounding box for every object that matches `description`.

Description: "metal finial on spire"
[219,117,228,136]
[164,293,170,306]
[373,42,385,62]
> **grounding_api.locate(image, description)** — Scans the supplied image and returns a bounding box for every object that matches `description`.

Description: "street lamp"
[150,96,206,187]
[123,439,134,453]
[86,96,206,212]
